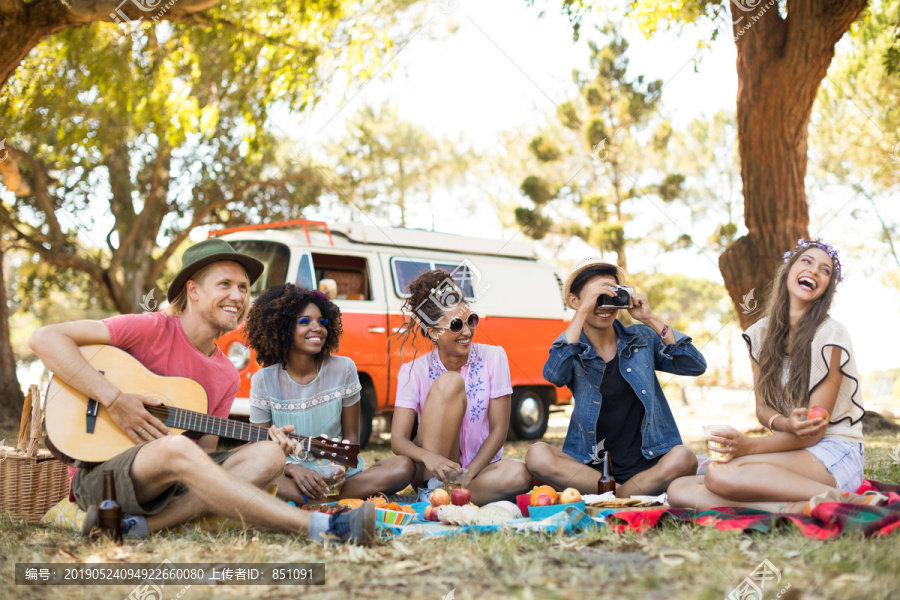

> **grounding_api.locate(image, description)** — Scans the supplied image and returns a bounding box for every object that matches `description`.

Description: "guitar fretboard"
[147,405,281,443]
[143,405,357,467]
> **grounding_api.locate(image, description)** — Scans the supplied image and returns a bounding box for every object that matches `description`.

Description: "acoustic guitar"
[44,345,359,468]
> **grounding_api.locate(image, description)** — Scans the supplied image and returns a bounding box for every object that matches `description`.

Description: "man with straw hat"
[30,239,375,544]
[525,257,707,499]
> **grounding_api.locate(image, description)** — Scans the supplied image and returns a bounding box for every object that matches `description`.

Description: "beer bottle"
[597,451,616,495]
[99,469,123,542]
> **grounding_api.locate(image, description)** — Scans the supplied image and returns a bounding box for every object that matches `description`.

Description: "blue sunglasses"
[298,317,329,327]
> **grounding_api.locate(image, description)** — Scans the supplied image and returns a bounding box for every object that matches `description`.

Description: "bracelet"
[108,391,121,408]
[768,413,779,432]
[659,324,669,339]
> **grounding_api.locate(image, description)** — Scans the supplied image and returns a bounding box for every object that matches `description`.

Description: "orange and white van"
[212,220,573,446]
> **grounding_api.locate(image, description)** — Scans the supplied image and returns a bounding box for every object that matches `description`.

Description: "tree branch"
[6,146,66,246]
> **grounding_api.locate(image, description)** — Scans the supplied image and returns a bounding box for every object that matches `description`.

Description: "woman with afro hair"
[245,283,415,504]
[389,270,533,505]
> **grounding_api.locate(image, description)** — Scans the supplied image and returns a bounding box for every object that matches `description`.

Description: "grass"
[2,429,899,600]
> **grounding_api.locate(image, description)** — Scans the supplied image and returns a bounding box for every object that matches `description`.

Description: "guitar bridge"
[85,399,99,434]
[85,369,104,434]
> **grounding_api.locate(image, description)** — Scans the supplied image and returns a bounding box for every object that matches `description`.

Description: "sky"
[263,0,900,376]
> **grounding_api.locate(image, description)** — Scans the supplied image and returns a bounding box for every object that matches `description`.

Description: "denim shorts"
[806,438,864,493]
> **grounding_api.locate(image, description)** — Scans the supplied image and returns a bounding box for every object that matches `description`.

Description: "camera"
[596,285,634,309]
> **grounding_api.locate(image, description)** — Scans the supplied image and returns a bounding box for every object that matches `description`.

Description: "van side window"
[227,240,290,295]
[296,253,315,291]
[311,253,372,300]
[391,258,476,298]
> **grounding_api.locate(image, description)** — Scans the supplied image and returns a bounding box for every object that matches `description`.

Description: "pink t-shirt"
[102,312,239,419]
[395,343,513,468]
[67,313,240,498]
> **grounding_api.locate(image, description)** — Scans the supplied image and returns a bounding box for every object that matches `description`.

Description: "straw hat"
[562,257,627,308]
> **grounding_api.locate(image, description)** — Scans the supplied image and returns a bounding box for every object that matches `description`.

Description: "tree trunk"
[0,245,24,424]
[721,0,867,329]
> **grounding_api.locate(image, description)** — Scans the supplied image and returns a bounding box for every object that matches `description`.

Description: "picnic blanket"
[607,480,900,540]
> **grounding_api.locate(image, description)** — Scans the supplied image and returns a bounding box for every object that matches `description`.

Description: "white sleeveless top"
[743,317,864,443]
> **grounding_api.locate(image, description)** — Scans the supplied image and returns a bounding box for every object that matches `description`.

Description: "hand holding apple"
[807,406,830,423]
[787,407,829,439]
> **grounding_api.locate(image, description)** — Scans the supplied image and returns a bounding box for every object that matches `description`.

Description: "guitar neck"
[150,405,305,445]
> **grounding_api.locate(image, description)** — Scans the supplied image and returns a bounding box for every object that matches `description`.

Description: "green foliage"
[590,221,626,254]
[520,175,557,207]
[514,206,554,240]
[528,135,563,162]
[629,271,732,334]
[627,0,726,38]
[0,1,409,312]
[811,0,900,285]
[514,26,688,270]
[656,173,686,202]
[585,117,609,150]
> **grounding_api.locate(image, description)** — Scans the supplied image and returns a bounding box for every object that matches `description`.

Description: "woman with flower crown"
[668,239,888,513]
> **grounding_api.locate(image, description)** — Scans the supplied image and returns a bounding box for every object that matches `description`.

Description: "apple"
[559,488,582,504]
[423,505,439,521]
[807,406,830,422]
[451,487,472,506]
[429,489,451,507]
[533,494,553,506]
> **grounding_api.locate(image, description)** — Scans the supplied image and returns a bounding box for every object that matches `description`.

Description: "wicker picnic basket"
[0,385,69,522]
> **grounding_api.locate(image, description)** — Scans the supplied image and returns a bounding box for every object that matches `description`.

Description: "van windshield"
[227,240,290,295]
[392,258,476,298]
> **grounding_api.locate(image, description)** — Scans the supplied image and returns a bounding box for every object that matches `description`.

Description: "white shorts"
[806,438,864,493]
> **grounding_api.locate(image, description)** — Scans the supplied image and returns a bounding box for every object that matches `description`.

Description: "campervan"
[212,220,573,446]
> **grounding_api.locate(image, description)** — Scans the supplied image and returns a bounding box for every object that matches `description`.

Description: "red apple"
[807,406,830,422]
[534,494,553,506]
[559,488,582,504]
[450,487,471,506]
[423,506,439,521]
[429,489,450,507]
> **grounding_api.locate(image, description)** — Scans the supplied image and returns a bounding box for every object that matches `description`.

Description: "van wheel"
[359,390,374,449]
[509,388,549,440]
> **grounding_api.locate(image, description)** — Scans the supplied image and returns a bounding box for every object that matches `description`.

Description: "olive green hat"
[167,239,264,302]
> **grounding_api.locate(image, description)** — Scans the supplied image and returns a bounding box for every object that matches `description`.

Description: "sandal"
[802,489,889,517]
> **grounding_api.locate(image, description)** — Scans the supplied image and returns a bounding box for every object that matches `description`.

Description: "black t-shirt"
[594,354,660,483]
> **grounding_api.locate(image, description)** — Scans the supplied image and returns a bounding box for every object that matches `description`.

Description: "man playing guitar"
[30,239,375,544]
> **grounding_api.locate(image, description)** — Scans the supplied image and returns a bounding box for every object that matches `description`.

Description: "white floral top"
[395,344,513,468]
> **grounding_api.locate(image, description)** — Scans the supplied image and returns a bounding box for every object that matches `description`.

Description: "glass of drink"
[702,425,736,463]
[312,463,346,497]
[443,468,468,493]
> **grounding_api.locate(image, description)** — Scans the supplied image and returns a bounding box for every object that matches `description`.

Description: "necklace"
[285,357,321,386]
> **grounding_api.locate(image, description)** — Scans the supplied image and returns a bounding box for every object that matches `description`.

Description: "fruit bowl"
[376,507,415,527]
[528,500,585,520]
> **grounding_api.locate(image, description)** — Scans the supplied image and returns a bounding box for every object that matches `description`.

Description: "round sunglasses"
[434,313,480,333]
[298,317,329,327]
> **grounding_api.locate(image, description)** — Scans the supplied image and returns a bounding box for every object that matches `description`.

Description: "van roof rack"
[208,219,334,245]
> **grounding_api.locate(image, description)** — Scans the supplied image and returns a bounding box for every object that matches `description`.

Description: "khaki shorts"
[73,443,235,516]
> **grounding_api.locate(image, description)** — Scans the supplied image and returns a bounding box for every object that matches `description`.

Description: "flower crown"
[782,238,844,283]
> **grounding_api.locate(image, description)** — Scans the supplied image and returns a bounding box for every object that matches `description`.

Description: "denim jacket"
[543,320,707,465]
